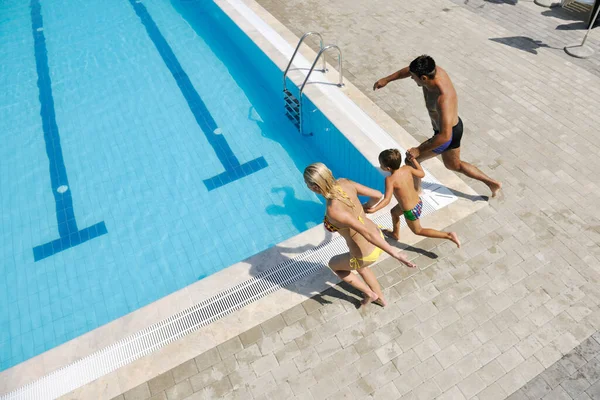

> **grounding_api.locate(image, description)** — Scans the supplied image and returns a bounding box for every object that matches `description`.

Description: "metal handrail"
[283,31,325,91]
[297,45,343,135]
[299,44,343,93]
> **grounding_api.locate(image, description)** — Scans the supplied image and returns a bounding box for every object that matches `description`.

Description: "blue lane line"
[30,0,107,262]
[127,0,267,191]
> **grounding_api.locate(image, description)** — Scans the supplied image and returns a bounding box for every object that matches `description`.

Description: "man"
[373,55,502,197]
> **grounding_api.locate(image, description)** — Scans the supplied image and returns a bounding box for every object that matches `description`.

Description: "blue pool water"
[0,0,384,371]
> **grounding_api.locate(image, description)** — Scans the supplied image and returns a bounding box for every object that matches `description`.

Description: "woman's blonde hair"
[303,163,354,208]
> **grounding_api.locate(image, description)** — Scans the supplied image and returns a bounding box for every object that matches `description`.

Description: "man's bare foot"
[489,181,502,198]
[383,229,400,240]
[361,291,379,307]
[449,232,461,248]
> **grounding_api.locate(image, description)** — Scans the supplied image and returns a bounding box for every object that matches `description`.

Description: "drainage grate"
[2,180,455,400]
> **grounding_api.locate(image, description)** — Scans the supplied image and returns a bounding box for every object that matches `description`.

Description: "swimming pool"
[0,0,391,372]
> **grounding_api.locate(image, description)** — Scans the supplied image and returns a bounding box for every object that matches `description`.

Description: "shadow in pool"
[266,187,323,232]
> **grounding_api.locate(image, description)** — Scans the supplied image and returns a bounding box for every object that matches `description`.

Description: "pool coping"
[0,0,487,397]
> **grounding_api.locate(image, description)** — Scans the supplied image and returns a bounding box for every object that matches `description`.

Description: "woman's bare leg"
[357,265,387,307]
[329,254,378,305]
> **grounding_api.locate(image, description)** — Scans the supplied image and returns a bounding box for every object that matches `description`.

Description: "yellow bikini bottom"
[349,230,385,270]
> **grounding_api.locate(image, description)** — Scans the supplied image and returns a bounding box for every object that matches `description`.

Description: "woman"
[304,163,416,307]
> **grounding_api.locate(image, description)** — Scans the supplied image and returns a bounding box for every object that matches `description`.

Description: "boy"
[365,149,460,247]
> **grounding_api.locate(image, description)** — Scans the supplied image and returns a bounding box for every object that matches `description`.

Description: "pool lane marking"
[30,0,107,262]
[127,0,267,191]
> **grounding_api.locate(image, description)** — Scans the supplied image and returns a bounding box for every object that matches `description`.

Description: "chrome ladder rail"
[283,32,335,135]
[297,45,343,135]
[283,32,326,90]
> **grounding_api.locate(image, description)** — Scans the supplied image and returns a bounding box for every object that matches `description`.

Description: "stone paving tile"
[561,371,592,398]
[164,380,192,400]
[476,382,507,400]
[580,357,600,384]
[261,315,286,336]
[147,372,175,396]
[193,348,221,372]
[216,337,243,360]
[105,0,600,398]
[523,375,553,399]
[587,380,600,399]
[123,383,150,400]
[544,386,574,400]
[239,325,264,348]
[257,332,286,356]
[171,360,198,384]
[252,353,279,377]
[438,386,467,400]
[274,340,301,364]
[458,372,487,398]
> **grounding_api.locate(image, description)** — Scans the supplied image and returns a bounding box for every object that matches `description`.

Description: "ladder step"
[285,113,300,122]
[285,113,300,126]
[284,96,299,107]
[283,89,299,130]
[284,102,299,112]
[285,110,300,121]
[284,104,299,115]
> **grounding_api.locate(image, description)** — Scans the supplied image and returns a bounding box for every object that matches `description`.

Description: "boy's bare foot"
[383,229,400,240]
[449,232,461,248]
[489,181,502,198]
[361,291,379,307]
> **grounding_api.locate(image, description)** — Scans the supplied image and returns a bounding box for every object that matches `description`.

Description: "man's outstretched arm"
[373,67,411,90]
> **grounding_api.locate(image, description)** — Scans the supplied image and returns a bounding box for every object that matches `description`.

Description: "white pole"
[564,0,600,58]
[582,1,600,47]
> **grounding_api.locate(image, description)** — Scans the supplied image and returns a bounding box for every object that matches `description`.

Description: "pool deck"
[47,0,600,398]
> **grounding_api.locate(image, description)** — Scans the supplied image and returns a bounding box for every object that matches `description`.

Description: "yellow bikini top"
[323,185,364,232]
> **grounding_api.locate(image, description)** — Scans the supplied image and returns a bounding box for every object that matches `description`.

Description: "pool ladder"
[283,32,343,136]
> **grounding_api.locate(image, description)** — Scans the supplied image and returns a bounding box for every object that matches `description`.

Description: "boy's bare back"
[388,164,422,211]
